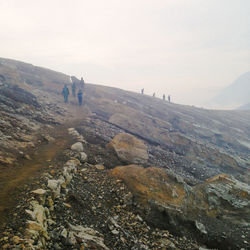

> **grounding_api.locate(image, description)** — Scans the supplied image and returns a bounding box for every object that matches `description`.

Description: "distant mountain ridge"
[208,71,250,109]
[237,102,250,110]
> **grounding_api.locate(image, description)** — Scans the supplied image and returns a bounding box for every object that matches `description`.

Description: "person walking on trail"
[153,93,155,97]
[80,77,85,88]
[62,84,69,103]
[168,95,171,102]
[77,89,83,106]
[163,94,166,101]
[72,82,76,98]
[141,88,144,94]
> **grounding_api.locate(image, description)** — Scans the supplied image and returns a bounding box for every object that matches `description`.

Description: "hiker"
[80,77,85,88]
[153,93,155,97]
[77,89,83,106]
[168,95,171,102]
[141,88,144,94]
[72,81,76,98]
[163,94,165,101]
[62,84,69,103]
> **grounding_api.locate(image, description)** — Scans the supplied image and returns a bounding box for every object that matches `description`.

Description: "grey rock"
[53,243,62,249]
[195,221,207,235]
[79,152,87,162]
[31,188,47,195]
[107,133,148,164]
[111,229,119,235]
[47,179,61,197]
[61,228,68,238]
[71,142,84,152]
[69,224,109,249]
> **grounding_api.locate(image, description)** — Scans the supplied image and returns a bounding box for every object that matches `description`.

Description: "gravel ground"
[0,122,202,250]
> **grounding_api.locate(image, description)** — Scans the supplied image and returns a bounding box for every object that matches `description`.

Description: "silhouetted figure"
[163,94,165,101]
[77,89,83,106]
[80,77,85,88]
[153,93,155,97]
[72,82,76,98]
[62,84,69,103]
[141,88,144,94]
[168,95,171,102]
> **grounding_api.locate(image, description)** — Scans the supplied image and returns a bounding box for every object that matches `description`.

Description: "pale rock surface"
[107,133,148,164]
[79,152,87,162]
[26,220,48,239]
[47,179,61,197]
[71,142,84,152]
[65,158,79,172]
[95,164,105,170]
[31,189,46,195]
[69,224,109,250]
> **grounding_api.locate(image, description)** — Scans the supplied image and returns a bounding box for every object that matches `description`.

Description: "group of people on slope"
[62,77,85,106]
[162,94,171,102]
[141,88,171,102]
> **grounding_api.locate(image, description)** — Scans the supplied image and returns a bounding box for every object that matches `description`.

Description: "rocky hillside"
[0,58,249,249]
[83,84,250,185]
[0,57,72,164]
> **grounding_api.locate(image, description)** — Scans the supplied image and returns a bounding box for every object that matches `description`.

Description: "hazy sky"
[0,0,250,105]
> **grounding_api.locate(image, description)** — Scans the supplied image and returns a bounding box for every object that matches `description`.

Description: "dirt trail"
[0,102,88,228]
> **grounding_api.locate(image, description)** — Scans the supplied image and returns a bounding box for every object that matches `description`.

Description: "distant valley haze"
[0,0,249,107]
[206,71,250,109]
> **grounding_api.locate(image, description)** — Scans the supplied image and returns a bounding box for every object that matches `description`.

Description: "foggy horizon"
[1,0,249,106]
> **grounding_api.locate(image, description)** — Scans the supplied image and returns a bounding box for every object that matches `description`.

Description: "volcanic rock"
[47,179,61,197]
[71,142,84,152]
[79,152,87,162]
[31,189,47,195]
[107,133,148,164]
[0,58,249,250]
[110,165,250,249]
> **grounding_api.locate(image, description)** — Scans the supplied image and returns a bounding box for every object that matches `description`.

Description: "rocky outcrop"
[193,174,250,224]
[110,165,250,249]
[107,133,148,164]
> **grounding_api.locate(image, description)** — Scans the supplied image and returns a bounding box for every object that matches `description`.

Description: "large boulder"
[110,165,250,249]
[107,133,148,164]
[110,165,186,205]
[193,174,250,224]
[71,142,84,152]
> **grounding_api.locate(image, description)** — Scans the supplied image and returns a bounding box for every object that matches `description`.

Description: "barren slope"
[0,58,249,249]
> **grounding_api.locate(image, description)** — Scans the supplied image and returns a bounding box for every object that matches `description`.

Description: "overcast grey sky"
[0,0,249,105]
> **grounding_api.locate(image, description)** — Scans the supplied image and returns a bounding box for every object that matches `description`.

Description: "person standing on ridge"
[163,94,165,101]
[77,89,83,106]
[62,84,69,103]
[72,81,76,98]
[141,88,144,94]
[80,77,85,88]
[168,95,171,102]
